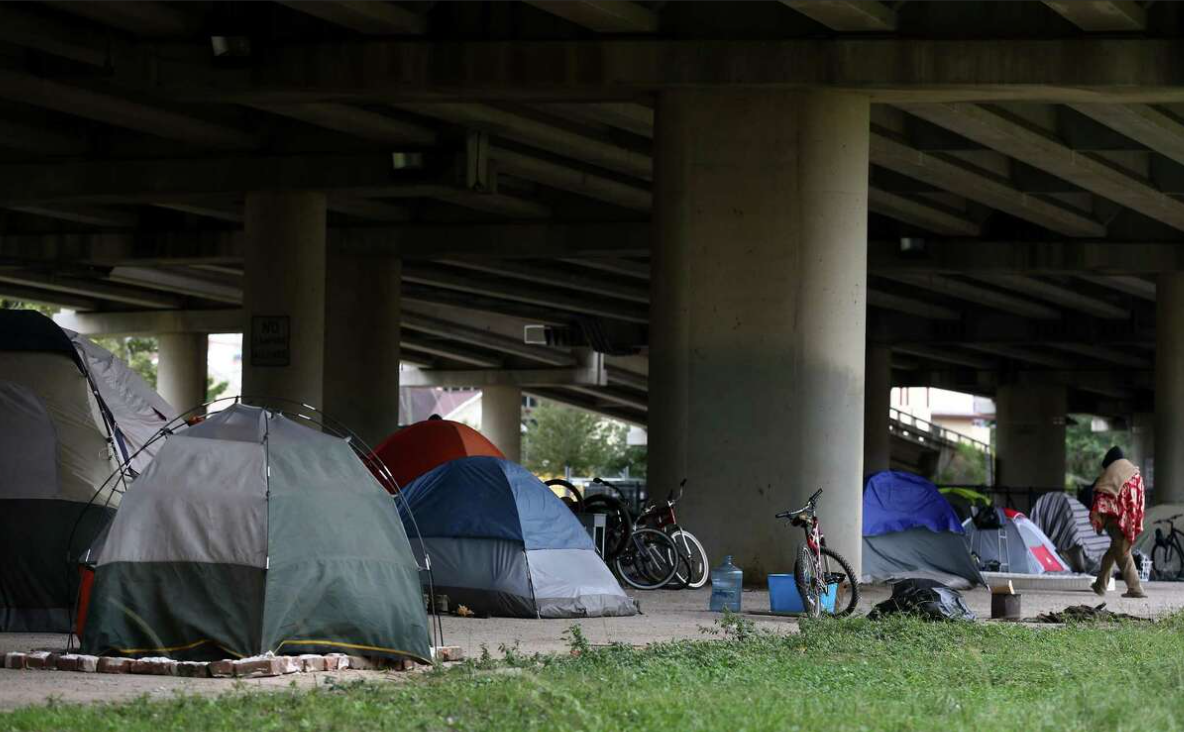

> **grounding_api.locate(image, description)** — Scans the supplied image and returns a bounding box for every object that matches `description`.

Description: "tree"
[0,299,57,316]
[92,336,159,389]
[1065,415,1132,489]
[522,399,641,478]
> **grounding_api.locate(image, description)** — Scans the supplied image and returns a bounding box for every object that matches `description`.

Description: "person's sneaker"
[1090,581,1107,597]
[1122,590,1148,599]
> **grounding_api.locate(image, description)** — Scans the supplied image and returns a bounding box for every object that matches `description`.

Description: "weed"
[563,624,592,656]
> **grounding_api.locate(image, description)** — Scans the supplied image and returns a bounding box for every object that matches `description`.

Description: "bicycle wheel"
[670,530,709,589]
[820,546,860,617]
[794,543,822,619]
[584,494,633,558]
[545,479,585,513]
[614,528,680,590]
[1153,542,1183,580]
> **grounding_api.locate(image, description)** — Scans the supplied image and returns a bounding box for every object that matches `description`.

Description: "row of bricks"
[3,647,464,678]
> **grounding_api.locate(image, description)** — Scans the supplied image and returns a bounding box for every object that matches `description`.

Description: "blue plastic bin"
[768,574,837,614]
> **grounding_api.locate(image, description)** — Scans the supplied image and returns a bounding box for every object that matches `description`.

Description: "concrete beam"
[326,198,411,222]
[899,103,1184,232]
[401,310,573,366]
[0,69,257,150]
[0,271,183,309]
[969,274,1129,320]
[248,102,437,145]
[491,148,651,211]
[437,259,649,304]
[893,345,996,370]
[402,264,649,323]
[1048,342,1150,368]
[108,267,243,304]
[0,4,110,66]
[867,289,961,321]
[1077,274,1157,300]
[401,337,501,368]
[1068,104,1184,168]
[867,188,981,236]
[402,366,604,388]
[392,103,652,180]
[0,283,97,311]
[963,343,1077,369]
[869,239,1184,276]
[538,103,655,137]
[881,273,1062,320]
[871,128,1105,237]
[563,258,650,280]
[7,205,138,228]
[142,40,1184,104]
[0,120,90,157]
[277,1,427,35]
[523,1,658,33]
[48,1,200,36]
[780,1,897,31]
[1041,1,1146,31]
[153,201,243,224]
[0,153,465,205]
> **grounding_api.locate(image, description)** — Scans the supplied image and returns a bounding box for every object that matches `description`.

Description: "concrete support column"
[649,90,870,577]
[864,344,893,477]
[995,384,1066,489]
[1130,412,1154,493]
[242,191,327,408]
[324,245,401,447]
[156,332,207,412]
[1155,273,1184,504]
[482,386,522,462]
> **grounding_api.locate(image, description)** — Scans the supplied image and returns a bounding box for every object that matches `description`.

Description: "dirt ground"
[3,581,1182,711]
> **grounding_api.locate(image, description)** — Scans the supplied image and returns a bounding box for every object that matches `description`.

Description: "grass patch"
[5,614,1184,731]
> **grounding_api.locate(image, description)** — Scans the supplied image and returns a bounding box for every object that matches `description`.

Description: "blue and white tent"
[398,456,638,618]
[862,471,985,589]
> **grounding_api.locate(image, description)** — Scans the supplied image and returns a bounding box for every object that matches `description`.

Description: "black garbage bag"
[868,578,977,621]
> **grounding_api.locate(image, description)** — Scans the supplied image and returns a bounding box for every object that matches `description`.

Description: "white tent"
[0,310,174,631]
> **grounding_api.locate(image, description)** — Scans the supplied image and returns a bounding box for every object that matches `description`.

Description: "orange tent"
[370,419,504,491]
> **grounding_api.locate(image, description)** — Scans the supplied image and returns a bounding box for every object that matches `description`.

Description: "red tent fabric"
[370,419,504,491]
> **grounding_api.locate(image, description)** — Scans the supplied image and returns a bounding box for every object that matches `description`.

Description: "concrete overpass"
[3,0,1183,575]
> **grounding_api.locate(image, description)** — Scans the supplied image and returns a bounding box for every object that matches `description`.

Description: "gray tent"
[0,311,173,632]
[82,405,432,662]
[1030,492,1110,573]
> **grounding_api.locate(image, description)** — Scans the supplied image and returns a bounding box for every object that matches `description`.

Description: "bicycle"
[776,488,860,618]
[632,479,709,589]
[1151,513,1184,580]
[613,524,681,590]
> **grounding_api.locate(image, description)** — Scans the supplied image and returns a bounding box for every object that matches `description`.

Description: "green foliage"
[1066,415,1133,488]
[6,613,1184,731]
[563,624,591,656]
[936,442,989,485]
[522,399,644,478]
[0,299,58,316]
[206,375,229,403]
[92,336,159,389]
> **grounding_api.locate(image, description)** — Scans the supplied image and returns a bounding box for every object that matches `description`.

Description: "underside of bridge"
[4,0,1184,574]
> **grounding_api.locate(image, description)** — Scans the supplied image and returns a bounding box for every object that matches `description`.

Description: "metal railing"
[889,408,995,483]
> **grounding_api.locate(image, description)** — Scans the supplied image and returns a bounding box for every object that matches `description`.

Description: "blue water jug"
[709,555,743,612]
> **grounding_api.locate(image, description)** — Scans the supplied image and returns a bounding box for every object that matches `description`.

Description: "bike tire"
[794,543,822,619]
[670,530,709,589]
[614,528,680,590]
[1153,542,1182,580]
[545,478,585,514]
[820,546,860,617]
[584,494,633,558]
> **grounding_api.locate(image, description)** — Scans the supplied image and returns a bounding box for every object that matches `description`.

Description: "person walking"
[1090,446,1147,598]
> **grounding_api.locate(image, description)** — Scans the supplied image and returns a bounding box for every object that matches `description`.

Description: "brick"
[131,658,177,676]
[435,646,465,662]
[25,652,55,670]
[323,654,346,671]
[278,656,301,674]
[97,657,133,674]
[175,662,210,678]
[298,655,325,672]
[4,652,26,670]
[55,654,81,672]
[76,655,99,673]
[346,655,376,670]
[208,660,235,678]
[234,658,285,678]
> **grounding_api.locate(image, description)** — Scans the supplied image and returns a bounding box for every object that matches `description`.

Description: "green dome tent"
[82,404,432,663]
